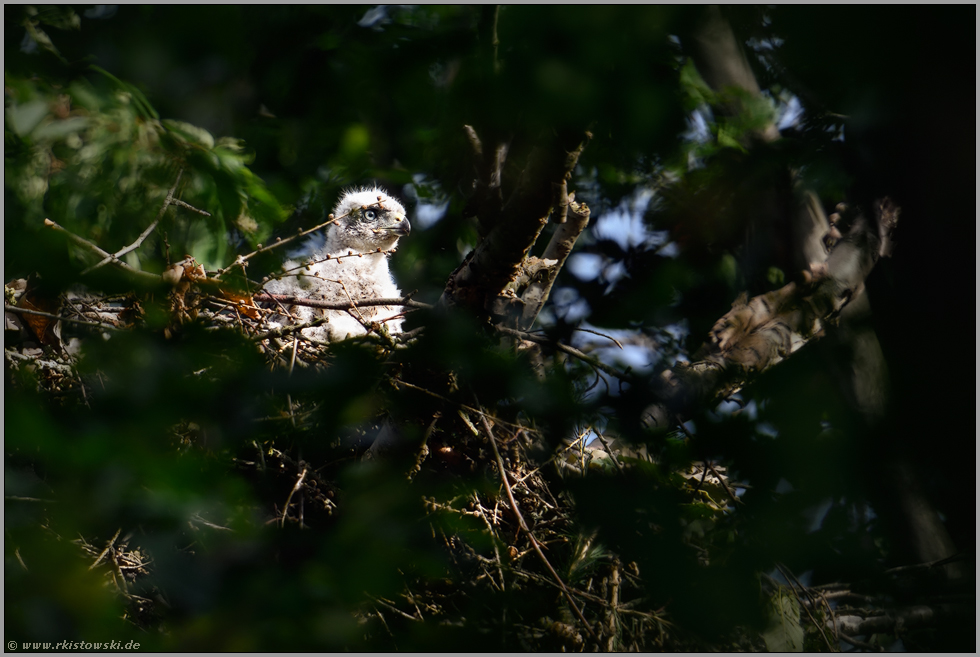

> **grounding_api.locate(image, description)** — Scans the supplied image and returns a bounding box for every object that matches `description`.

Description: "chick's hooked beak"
[387,213,411,237]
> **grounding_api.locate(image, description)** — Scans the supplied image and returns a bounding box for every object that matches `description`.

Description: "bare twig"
[254,293,431,311]
[44,219,161,283]
[838,633,881,652]
[479,409,599,644]
[573,326,624,349]
[473,494,507,592]
[776,563,835,652]
[170,198,211,216]
[5,304,121,332]
[267,245,400,282]
[281,467,307,529]
[594,431,625,474]
[496,324,632,381]
[89,528,122,570]
[606,560,621,651]
[387,378,528,435]
[250,315,334,342]
[82,170,184,275]
[213,213,344,279]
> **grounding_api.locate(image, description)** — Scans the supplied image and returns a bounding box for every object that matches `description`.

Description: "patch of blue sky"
[550,286,592,324]
[757,421,779,438]
[747,36,785,52]
[593,343,656,375]
[805,498,834,534]
[404,173,450,229]
[714,397,743,417]
[775,93,804,130]
[601,261,628,292]
[712,396,760,422]
[662,320,688,344]
[414,199,449,230]
[591,186,667,252]
[569,323,628,348]
[569,323,660,374]
[566,253,603,281]
[682,106,714,151]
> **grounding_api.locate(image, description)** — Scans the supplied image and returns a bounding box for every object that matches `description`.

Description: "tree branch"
[518,194,591,330]
[44,219,162,284]
[212,214,342,280]
[81,170,185,275]
[642,200,899,427]
[254,293,431,311]
[441,131,590,325]
[687,5,779,143]
[479,409,599,644]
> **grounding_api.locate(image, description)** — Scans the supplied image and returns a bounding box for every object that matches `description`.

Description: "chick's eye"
[364,209,377,221]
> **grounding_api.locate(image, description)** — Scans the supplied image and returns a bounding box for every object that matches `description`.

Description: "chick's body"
[264,187,410,342]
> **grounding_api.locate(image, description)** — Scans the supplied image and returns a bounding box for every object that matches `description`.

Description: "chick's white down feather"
[263,187,410,342]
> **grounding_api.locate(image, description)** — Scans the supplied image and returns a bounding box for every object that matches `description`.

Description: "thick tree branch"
[832,603,973,637]
[642,200,899,427]
[688,5,779,143]
[685,15,954,578]
[441,131,590,325]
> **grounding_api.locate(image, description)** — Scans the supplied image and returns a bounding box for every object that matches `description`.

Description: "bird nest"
[6,268,749,650]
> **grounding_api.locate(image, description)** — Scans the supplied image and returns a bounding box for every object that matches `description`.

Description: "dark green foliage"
[5,5,973,652]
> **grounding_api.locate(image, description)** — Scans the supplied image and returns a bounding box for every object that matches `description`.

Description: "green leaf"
[6,100,49,136]
[32,116,90,141]
[761,588,804,652]
[89,65,160,120]
[162,119,216,150]
[716,125,747,152]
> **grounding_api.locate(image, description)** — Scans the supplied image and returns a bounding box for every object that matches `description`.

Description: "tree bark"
[441,131,590,328]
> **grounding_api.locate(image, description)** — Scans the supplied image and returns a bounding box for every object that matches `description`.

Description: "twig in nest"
[388,377,530,435]
[594,431,625,474]
[673,416,742,506]
[775,563,835,652]
[89,527,122,570]
[255,292,432,311]
[5,304,121,332]
[479,407,599,644]
[280,467,308,529]
[839,633,881,652]
[605,560,621,651]
[250,315,334,342]
[472,493,507,592]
